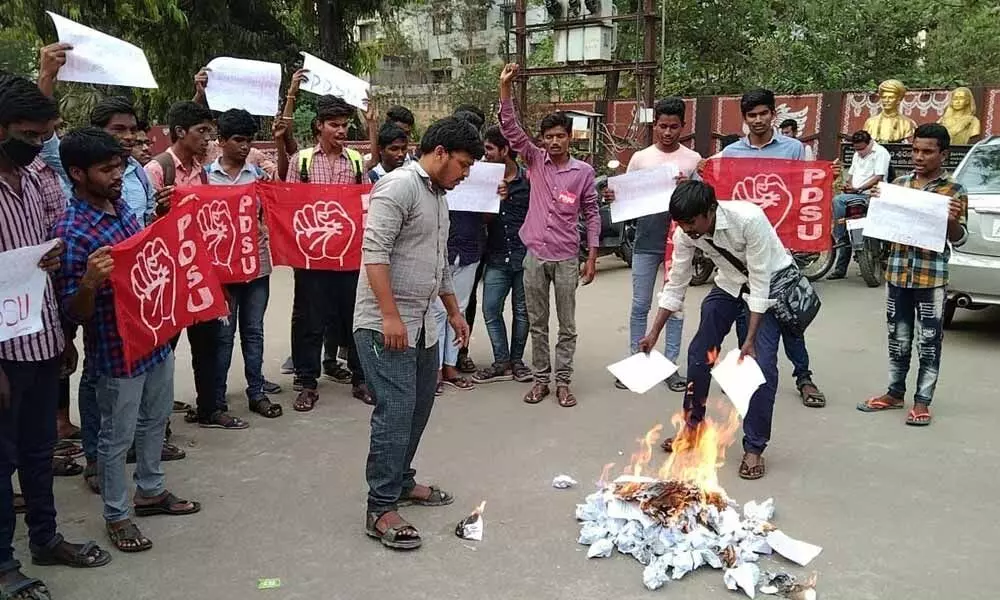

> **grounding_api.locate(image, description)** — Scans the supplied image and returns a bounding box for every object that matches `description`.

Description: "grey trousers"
[522,252,579,385]
[355,328,439,513]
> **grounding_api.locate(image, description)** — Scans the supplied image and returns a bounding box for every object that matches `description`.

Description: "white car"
[947,136,1000,327]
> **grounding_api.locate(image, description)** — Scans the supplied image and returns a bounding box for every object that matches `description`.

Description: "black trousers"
[291,269,364,389]
[0,358,60,564]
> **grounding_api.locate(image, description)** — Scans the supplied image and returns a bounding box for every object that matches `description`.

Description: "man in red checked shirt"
[498,63,601,409]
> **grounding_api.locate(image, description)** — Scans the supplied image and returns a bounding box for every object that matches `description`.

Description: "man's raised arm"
[498,63,542,165]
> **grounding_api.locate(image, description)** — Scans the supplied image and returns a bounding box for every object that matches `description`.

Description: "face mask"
[0,135,43,167]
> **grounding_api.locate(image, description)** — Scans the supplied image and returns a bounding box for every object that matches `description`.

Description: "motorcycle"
[839,197,887,287]
[687,246,837,285]
[580,174,636,267]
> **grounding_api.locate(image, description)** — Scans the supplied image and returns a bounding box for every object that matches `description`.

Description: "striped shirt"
[287,144,359,184]
[0,167,65,362]
[886,172,968,289]
[30,156,68,231]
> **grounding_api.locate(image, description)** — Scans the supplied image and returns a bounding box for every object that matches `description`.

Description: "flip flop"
[856,397,905,412]
[905,409,932,427]
[442,377,474,391]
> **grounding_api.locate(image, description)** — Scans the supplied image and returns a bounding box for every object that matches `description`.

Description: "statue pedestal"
[839,143,972,178]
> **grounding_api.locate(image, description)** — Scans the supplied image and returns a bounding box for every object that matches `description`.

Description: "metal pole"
[515,0,528,116]
[643,0,656,144]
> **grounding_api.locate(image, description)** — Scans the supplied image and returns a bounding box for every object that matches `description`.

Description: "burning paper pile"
[575,405,820,597]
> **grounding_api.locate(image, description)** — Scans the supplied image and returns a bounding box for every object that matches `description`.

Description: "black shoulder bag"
[704,239,821,337]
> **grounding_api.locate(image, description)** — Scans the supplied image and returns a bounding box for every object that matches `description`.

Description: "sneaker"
[262,380,282,395]
[280,356,294,375]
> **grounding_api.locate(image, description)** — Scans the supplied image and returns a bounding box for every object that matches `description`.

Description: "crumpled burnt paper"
[575,480,821,598]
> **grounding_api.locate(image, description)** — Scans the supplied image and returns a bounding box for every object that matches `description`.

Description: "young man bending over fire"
[639,180,788,480]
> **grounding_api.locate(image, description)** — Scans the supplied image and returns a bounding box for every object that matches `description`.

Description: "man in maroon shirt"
[498,63,600,408]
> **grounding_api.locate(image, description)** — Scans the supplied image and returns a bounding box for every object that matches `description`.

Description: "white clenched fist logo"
[293,201,357,269]
[731,173,793,227]
[130,238,177,341]
[196,200,236,272]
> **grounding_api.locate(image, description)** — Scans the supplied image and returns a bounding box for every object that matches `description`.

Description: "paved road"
[22,259,1000,599]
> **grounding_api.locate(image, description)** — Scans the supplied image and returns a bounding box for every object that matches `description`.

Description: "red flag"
[700,158,833,252]
[172,184,261,284]
[259,181,370,271]
[110,198,229,370]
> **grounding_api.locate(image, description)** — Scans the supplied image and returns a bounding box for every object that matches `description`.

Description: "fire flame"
[621,404,740,496]
[475,500,486,515]
[618,347,742,497]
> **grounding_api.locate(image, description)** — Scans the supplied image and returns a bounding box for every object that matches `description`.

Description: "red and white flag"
[701,158,834,252]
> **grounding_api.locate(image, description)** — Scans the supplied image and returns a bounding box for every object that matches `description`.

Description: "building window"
[432,15,453,35]
[458,48,488,66]
[431,57,453,83]
[431,68,452,83]
[358,23,376,43]
[462,9,489,32]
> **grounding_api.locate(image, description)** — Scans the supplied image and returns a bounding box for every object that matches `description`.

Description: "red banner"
[701,158,833,252]
[173,184,261,284]
[258,181,371,271]
[110,199,229,370]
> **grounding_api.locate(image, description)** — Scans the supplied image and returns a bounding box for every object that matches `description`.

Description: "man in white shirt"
[639,180,788,480]
[829,130,891,279]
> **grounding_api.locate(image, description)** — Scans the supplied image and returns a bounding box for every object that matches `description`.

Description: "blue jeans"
[629,252,684,364]
[355,328,439,513]
[0,358,60,565]
[218,276,270,402]
[482,264,529,365]
[886,284,944,404]
[832,193,867,272]
[736,308,812,384]
[686,288,781,454]
[79,360,99,462]
[95,353,175,523]
[434,261,479,368]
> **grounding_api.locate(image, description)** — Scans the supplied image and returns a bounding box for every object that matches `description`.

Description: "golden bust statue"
[938,87,981,145]
[864,79,917,143]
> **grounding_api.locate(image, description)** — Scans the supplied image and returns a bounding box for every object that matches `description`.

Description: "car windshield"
[955,144,1000,194]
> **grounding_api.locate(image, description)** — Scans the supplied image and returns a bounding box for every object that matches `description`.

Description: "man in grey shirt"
[354,117,481,550]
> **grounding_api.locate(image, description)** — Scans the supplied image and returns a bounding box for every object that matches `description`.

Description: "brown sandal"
[739,454,766,480]
[365,511,422,550]
[556,385,577,408]
[106,520,153,553]
[523,383,550,404]
[293,389,319,412]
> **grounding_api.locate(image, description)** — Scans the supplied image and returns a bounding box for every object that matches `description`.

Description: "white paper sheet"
[766,530,823,566]
[299,52,369,109]
[205,57,281,116]
[711,349,766,418]
[445,162,505,213]
[0,240,59,343]
[608,164,679,223]
[864,183,950,252]
[606,350,679,394]
[47,12,158,88]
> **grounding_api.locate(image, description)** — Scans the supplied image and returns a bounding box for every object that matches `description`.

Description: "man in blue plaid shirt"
[52,128,200,554]
[857,123,968,426]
